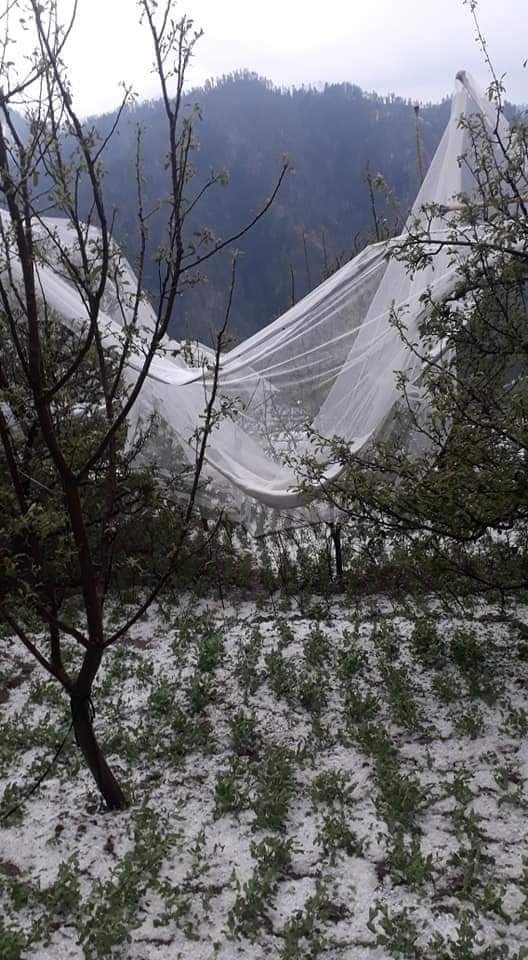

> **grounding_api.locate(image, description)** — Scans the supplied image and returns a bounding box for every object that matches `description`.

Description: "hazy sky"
[38,1,528,114]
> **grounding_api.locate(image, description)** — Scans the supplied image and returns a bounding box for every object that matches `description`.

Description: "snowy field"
[1,592,528,959]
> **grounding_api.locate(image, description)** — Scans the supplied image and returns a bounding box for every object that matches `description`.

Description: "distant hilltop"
[74,73,514,341]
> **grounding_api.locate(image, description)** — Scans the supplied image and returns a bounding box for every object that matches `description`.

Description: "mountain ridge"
[64,73,455,339]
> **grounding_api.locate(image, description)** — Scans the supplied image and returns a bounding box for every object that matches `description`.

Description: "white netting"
[0,72,507,526]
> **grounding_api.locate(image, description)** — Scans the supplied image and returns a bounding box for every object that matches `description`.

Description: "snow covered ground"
[1,592,528,959]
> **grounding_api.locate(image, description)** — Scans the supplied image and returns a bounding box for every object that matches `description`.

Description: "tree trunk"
[71,694,128,810]
[330,523,344,579]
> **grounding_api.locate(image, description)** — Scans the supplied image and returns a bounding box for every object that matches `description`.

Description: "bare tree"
[0,0,287,810]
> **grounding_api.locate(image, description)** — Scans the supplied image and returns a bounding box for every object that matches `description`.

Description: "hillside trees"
[0,0,286,810]
[78,75,451,340]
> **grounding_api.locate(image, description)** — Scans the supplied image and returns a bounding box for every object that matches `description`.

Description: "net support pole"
[414,103,425,186]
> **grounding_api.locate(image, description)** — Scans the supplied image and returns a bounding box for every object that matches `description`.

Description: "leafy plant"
[375,759,427,831]
[379,660,422,730]
[367,901,419,957]
[410,618,446,668]
[229,710,261,758]
[265,648,298,703]
[252,747,296,831]
[227,835,295,941]
[311,769,355,809]
[386,829,435,888]
[235,629,263,697]
[214,758,249,818]
[41,856,81,918]
[0,922,27,960]
[79,807,176,959]
[278,876,344,959]
[303,624,331,668]
[316,811,363,863]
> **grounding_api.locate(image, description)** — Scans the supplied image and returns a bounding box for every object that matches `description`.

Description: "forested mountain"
[87,73,452,341]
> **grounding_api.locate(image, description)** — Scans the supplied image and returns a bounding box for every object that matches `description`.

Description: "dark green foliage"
[229,711,261,758]
[252,747,296,831]
[228,834,295,940]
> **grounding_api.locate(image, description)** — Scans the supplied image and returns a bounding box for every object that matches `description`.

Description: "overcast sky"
[44,0,528,115]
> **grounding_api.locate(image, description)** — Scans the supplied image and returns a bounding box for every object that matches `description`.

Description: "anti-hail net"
[1,72,507,528]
